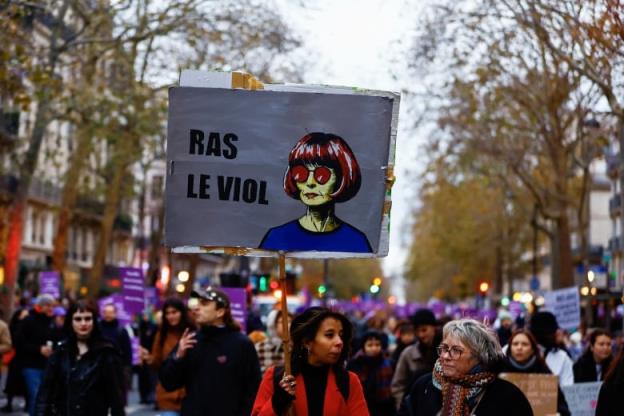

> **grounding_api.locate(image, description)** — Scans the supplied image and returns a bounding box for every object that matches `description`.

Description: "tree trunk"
[3,96,53,314]
[3,2,70,314]
[556,214,575,288]
[86,158,126,296]
[51,126,93,273]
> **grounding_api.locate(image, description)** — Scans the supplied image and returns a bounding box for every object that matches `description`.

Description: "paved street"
[0,374,159,416]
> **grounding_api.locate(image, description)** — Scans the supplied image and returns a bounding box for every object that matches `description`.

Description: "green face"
[295,164,337,206]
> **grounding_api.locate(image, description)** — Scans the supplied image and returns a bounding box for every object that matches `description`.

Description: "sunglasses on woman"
[290,165,332,185]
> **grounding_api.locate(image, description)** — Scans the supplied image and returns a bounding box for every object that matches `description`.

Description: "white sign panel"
[561,382,601,416]
[165,84,398,258]
[543,286,581,330]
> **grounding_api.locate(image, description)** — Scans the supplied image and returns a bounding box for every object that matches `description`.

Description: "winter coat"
[150,328,185,411]
[544,347,574,387]
[348,351,395,416]
[390,331,441,408]
[573,350,612,382]
[399,372,533,416]
[255,337,284,374]
[596,378,624,416]
[159,325,261,416]
[100,319,132,367]
[34,339,125,416]
[252,365,370,416]
[16,309,54,369]
[501,356,571,416]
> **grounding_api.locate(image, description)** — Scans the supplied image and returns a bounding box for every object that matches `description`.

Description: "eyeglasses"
[291,165,332,185]
[437,344,466,360]
[73,316,93,323]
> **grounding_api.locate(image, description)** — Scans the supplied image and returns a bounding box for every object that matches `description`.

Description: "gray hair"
[442,319,503,368]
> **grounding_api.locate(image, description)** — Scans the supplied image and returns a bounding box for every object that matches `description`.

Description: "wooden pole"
[278,251,292,375]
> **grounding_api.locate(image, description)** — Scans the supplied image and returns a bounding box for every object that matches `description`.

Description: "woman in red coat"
[252,307,369,416]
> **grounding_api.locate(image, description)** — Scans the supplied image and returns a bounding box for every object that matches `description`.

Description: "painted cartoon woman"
[259,132,372,253]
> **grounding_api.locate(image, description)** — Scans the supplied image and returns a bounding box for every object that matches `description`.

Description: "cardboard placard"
[499,373,558,416]
[165,71,400,258]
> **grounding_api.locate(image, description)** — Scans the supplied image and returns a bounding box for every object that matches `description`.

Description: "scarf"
[507,355,537,371]
[431,360,496,416]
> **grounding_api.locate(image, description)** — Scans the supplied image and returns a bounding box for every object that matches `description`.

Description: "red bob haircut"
[283,132,361,203]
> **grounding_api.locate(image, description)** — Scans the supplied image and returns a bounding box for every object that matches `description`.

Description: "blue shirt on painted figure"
[259,220,372,253]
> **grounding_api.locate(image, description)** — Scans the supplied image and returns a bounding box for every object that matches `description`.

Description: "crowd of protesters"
[0,290,622,415]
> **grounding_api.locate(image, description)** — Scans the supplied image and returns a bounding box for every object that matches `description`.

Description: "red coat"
[252,365,370,416]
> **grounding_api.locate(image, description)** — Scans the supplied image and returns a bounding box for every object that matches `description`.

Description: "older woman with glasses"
[399,319,532,416]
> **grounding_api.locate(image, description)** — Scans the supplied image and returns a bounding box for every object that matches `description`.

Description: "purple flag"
[221,287,247,333]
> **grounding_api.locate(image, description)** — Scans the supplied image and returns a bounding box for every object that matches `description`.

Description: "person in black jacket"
[100,303,132,402]
[16,295,55,416]
[159,287,261,416]
[399,319,533,416]
[573,328,613,382]
[596,342,624,416]
[35,300,125,416]
[502,329,570,416]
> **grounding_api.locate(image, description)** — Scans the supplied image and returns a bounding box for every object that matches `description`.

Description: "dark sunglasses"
[290,165,332,185]
[73,316,93,323]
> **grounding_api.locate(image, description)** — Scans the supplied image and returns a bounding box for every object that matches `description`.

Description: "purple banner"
[221,287,247,333]
[130,336,141,366]
[39,271,60,300]
[120,267,145,316]
[98,294,132,326]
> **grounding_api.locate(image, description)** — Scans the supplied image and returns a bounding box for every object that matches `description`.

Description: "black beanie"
[529,311,559,335]
[411,309,437,328]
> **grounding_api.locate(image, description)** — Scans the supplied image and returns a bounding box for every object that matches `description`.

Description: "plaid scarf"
[431,360,496,416]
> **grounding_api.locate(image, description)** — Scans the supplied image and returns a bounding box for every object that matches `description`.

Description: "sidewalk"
[0,375,159,416]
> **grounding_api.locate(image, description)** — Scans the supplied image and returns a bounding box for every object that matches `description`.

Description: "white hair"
[443,319,503,368]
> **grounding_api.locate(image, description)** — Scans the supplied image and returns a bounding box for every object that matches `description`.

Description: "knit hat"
[411,308,437,328]
[529,311,559,335]
[36,294,56,306]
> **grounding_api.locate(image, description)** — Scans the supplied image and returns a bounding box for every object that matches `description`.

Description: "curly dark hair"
[290,307,353,375]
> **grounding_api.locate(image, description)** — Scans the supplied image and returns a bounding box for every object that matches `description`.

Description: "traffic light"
[258,275,268,292]
[369,276,382,296]
[478,281,489,295]
[317,284,327,296]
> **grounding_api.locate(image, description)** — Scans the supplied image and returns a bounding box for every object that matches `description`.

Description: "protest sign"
[221,287,247,333]
[543,286,581,330]
[561,382,601,416]
[120,267,145,315]
[499,373,558,416]
[98,294,132,326]
[165,73,399,258]
[39,271,60,299]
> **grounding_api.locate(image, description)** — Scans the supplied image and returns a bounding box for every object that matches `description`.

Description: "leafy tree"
[405,0,605,289]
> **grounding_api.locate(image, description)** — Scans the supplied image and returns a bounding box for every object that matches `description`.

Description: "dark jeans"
[22,368,43,416]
